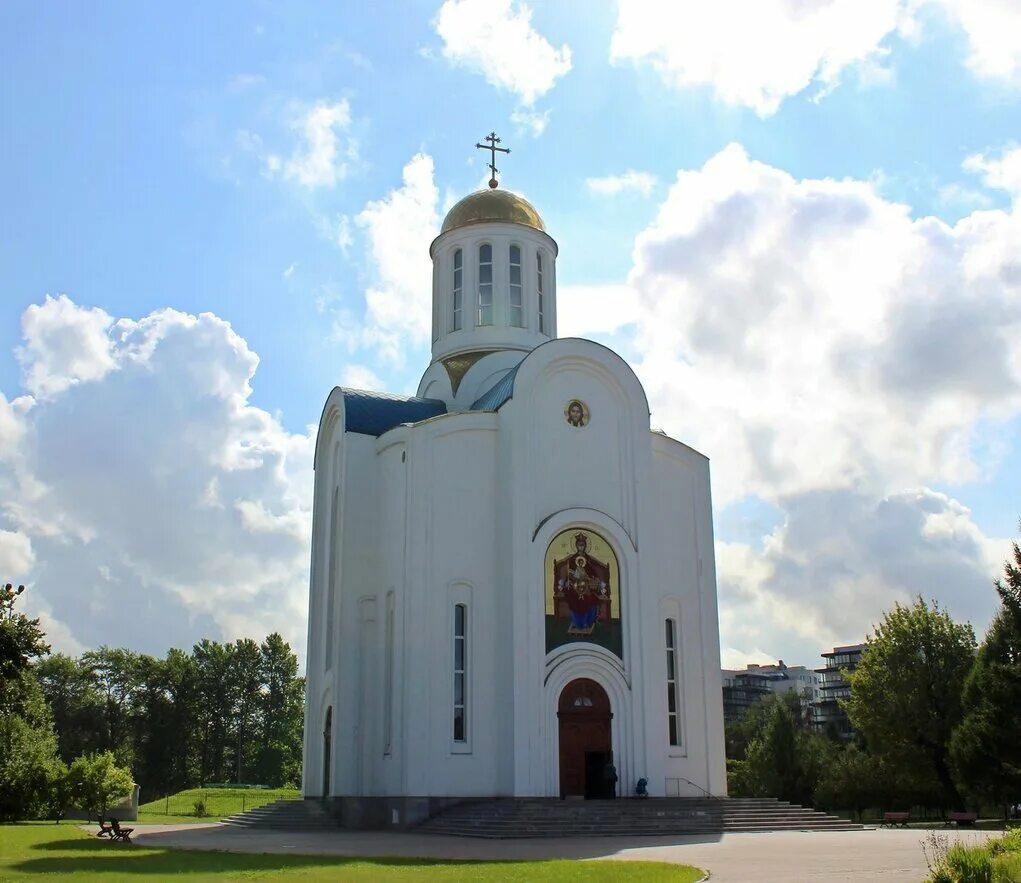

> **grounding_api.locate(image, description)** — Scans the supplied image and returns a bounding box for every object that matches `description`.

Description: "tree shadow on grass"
[14,837,530,877]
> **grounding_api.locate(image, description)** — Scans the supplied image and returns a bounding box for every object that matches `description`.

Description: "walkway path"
[134,823,998,882]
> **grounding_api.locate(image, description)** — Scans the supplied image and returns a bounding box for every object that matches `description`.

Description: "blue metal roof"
[341,389,446,436]
[470,363,520,411]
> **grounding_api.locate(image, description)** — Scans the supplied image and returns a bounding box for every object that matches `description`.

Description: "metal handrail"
[676,777,722,800]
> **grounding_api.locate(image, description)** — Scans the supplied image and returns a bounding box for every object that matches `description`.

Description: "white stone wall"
[303,218,726,804]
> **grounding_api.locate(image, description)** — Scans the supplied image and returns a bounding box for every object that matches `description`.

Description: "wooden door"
[558,679,612,798]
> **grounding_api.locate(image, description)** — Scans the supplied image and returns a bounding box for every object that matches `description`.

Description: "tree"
[0,583,49,688]
[193,639,236,784]
[81,646,141,767]
[0,679,62,822]
[35,653,106,763]
[256,633,304,787]
[230,638,262,784]
[814,745,894,819]
[845,598,975,811]
[66,751,134,822]
[0,584,63,821]
[951,526,1021,812]
[729,692,834,805]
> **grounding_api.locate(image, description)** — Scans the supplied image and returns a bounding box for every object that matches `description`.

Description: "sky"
[1,0,1020,670]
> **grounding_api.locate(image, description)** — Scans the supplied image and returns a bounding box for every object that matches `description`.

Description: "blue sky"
[2,1,1020,667]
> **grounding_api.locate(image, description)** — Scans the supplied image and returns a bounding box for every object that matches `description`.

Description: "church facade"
[302,181,727,827]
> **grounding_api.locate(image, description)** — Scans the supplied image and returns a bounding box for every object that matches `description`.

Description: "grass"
[922,827,1021,882]
[0,824,704,881]
[137,787,300,819]
[993,853,1021,881]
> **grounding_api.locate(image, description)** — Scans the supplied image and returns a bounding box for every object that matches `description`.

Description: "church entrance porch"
[557,678,614,799]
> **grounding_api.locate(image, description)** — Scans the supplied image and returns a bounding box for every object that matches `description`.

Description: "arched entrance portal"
[558,679,614,799]
[322,707,332,797]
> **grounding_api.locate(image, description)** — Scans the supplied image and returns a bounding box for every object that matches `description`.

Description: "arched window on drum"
[451,248,463,331]
[477,244,493,326]
[509,244,523,327]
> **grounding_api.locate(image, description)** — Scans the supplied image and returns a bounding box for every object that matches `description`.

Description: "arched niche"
[544,527,621,659]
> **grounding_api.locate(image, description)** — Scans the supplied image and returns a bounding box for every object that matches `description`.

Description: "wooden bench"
[882,812,910,828]
[110,819,133,842]
[945,812,978,827]
[97,818,133,842]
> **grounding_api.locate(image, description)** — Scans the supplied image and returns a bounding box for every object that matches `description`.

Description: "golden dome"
[440,189,545,235]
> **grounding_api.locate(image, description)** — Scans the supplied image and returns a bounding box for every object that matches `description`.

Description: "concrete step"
[416,797,865,838]
[220,798,339,830]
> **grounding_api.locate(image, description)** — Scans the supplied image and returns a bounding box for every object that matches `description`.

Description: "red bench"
[882,812,910,827]
[946,812,978,827]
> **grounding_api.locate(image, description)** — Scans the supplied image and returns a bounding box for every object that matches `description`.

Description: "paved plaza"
[133,823,999,882]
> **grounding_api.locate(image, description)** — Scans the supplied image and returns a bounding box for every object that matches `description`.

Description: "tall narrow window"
[536,252,545,333]
[509,245,523,327]
[451,249,463,331]
[477,244,493,326]
[383,594,395,754]
[453,603,467,742]
[665,619,681,746]
[324,484,339,669]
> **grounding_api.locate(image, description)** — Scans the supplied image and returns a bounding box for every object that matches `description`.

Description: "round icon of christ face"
[565,399,589,427]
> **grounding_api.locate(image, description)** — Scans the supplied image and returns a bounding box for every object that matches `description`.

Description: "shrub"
[66,752,133,822]
[193,798,208,817]
[922,829,1021,883]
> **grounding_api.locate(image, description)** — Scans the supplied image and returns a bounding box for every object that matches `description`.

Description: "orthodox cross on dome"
[475,131,510,189]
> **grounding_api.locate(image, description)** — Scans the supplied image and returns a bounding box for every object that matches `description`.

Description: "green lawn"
[0,824,705,881]
[137,787,300,820]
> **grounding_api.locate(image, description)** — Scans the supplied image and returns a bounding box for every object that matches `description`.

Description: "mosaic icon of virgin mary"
[553,532,611,636]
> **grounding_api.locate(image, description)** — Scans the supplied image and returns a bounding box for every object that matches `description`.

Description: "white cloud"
[18,295,116,397]
[558,284,640,337]
[717,489,1007,664]
[626,143,1021,506]
[335,215,353,254]
[435,0,572,105]
[610,0,908,116]
[609,1,1021,115]
[511,107,551,138]
[266,99,355,189]
[0,296,315,659]
[964,144,1021,200]
[586,170,658,197]
[340,364,385,391]
[352,153,439,364]
[599,143,1021,664]
[935,0,1021,87]
[0,528,34,580]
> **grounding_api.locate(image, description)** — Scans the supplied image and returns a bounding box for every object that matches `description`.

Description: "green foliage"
[35,632,305,799]
[0,706,62,822]
[923,827,1021,883]
[814,745,889,818]
[726,692,835,805]
[192,798,208,818]
[952,526,1021,812]
[0,583,50,688]
[845,597,976,810]
[726,758,753,797]
[66,751,133,821]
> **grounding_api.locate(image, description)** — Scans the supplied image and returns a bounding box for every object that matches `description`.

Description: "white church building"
[303,172,727,827]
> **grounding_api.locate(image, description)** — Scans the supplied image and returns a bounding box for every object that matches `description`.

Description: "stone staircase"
[220,798,336,830]
[417,797,865,838]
